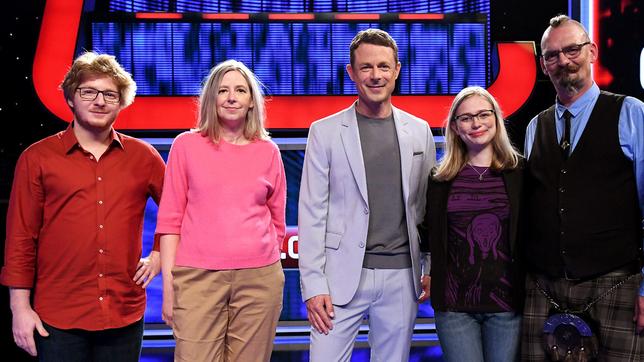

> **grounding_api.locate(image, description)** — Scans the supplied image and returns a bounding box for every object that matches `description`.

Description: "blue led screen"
[292,23,333,94]
[86,0,491,95]
[91,21,486,96]
[107,0,489,14]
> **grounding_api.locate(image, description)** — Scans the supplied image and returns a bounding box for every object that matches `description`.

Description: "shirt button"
[560,231,565,236]
[89,155,94,160]
[99,273,104,277]
[363,208,369,214]
[99,224,104,229]
[560,169,567,174]
[560,208,565,213]
[561,250,566,255]
[98,200,103,205]
[559,187,566,193]
[359,242,365,248]
[97,176,102,181]
[99,296,103,301]
[99,249,104,254]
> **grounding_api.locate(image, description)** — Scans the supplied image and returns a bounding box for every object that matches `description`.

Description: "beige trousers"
[172,261,284,362]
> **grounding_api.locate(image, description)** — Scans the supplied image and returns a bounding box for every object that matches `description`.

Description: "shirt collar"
[555,82,600,119]
[61,122,124,154]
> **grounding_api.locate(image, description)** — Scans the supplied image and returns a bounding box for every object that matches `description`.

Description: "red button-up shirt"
[0,125,165,330]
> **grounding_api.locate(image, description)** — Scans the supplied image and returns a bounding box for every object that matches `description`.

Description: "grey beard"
[557,74,584,98]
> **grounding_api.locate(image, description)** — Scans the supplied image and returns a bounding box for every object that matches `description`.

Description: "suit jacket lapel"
[393,107,411,204]
[340,104,369,205]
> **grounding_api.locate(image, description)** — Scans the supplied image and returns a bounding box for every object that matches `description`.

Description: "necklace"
[467,163,489,181]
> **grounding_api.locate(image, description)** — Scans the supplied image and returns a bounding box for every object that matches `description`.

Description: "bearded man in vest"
[521,14,644,361]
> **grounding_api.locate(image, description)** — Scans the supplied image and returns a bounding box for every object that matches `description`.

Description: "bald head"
[541,15,590,50]
[539,14,597,105]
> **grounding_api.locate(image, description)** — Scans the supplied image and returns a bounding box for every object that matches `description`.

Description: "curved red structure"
[34,0,537,129]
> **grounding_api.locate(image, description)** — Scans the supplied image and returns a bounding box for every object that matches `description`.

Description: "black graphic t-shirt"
[444,166,515,313]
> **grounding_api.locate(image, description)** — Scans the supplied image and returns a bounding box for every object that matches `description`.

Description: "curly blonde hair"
[61,51,136,108]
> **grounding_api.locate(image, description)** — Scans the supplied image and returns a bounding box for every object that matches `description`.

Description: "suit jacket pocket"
[324,231,342,250]
[409,153,424,194]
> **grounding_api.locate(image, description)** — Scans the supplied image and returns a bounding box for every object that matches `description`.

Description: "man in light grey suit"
[298,29,436,362]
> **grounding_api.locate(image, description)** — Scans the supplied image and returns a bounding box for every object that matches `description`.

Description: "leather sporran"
[542,311,599,361]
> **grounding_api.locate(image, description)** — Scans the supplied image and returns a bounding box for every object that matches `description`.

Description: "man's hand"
[134,251,161,288]
[418,275,431,303]
[634,295,644,334]
[12,305,48,356]
[306,294,335,334]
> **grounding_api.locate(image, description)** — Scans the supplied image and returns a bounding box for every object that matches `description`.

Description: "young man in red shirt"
[1,51,165,361]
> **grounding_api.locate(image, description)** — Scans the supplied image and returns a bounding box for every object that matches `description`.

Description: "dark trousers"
[35,319,143,362]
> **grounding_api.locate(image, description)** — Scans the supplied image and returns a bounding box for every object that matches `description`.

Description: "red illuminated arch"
[34,0,537,129]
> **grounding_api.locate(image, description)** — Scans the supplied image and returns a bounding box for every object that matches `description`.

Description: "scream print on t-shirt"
[444,166,515,313]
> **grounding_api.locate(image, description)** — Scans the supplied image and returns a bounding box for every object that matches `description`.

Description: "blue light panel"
[110,0,477,13]
[172,23,211,95]
[95,0,491,95]
[292,23,333,94]
[409,23,449,94]
[92,22,487,96]
[252,23,293,95]
[92,23,134,75]
[131,23,174,94]
[211,23,254,69]
[448,23,486,93]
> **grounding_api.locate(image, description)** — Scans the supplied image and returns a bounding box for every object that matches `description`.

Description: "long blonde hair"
[434,86,521,181]
[195,60,269,142]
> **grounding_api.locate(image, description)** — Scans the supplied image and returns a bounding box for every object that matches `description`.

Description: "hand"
[634,295,644,334]
[12,305,49,356]
[162,284,174,328]
[418,275,431,303]
[306,294,334,334]
[134,251,161,288]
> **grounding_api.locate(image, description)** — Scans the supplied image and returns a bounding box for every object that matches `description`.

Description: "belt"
[561,261,641,282]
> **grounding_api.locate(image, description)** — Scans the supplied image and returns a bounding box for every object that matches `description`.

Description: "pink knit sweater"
[156,132,286,270]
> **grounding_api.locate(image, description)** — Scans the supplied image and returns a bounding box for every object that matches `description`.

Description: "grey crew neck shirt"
[356,110,411,269]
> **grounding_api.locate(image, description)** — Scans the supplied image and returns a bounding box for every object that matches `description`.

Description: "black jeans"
[35,319,143,362]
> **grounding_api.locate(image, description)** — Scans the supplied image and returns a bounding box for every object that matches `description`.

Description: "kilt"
[521,271,644,361]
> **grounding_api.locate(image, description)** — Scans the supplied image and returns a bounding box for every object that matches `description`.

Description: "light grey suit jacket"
[298,102,436,305]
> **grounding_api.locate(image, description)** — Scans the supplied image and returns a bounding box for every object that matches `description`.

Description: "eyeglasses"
[76,87,121,104]
[541,42,590,64]
[454,109,495,123]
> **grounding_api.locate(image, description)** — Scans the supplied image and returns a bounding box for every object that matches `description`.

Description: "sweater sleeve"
[155,133,190,236]
[266,144,287,246]
[146,143,166,251]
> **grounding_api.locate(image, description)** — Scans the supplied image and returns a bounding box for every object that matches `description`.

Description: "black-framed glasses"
[541,42,591,64]
[454,109,495,123]
[76,87,121,104]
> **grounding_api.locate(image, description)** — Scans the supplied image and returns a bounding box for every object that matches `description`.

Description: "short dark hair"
[349,28,399,66]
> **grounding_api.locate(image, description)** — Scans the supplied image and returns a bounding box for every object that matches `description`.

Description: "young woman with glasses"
[423,86,524,362]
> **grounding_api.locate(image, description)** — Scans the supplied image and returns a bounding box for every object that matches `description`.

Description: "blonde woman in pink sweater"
[156,60,286,362]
